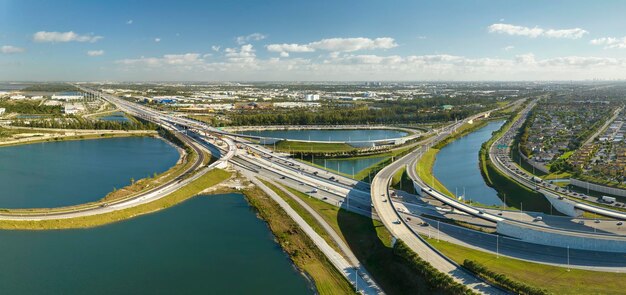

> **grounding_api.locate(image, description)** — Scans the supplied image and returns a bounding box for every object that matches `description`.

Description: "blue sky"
[3,0,626,81]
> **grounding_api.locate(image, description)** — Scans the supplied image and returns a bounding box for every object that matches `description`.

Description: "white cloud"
[155,38,161,42]
[236,33,266,45]
[87,50,104,56]
[33,31,103,43]
[1,45,26,54]
[590,37,626,49]
[126,20,133,25]
[488,23,587,39]
[117,53,204,68]
[224,44,256,64]
[503,45,515,51]
[310,37,397,51]
[211,45,221,52]
[417,36,427,40]
[267,43,315,54]
[115,48,626,81]
[266,37,397,56]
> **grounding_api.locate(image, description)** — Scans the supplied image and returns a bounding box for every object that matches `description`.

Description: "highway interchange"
[10,88,626,294]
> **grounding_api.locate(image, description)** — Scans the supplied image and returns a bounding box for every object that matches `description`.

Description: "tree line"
[11,116,156,130]
[228,107,479,126]
[0,100,62,115]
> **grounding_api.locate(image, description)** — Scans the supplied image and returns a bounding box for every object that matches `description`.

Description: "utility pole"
[567,246,570,272]
[496,234,499,258]
[355,267,358,293]
[437,220,440,242]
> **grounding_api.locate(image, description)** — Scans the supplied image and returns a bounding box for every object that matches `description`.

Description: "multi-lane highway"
[370,111,505,294]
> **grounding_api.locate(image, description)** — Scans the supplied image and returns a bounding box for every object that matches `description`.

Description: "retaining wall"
[497,220,626,253]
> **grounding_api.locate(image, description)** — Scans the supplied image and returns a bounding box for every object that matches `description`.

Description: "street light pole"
[437,220,440,242]
[567,246,570,272]
[496,235,499,258]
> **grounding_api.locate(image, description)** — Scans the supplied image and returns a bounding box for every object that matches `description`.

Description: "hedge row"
[463,259,549,295]
[393,241,476,295]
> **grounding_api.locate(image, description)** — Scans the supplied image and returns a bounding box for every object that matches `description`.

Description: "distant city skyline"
[3,0,626,81]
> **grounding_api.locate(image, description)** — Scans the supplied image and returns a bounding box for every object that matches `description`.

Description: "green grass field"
[415,147,455,197]
[274,140,356,153]
[285,187,436,295]
[425,237,626,295]
[260,180,343,254]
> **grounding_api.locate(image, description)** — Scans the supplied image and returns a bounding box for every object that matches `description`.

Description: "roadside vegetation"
[259,180,343,254]
[390,166,417,194]
[285,186,469,295]
[274,140,355,153]
[241,184,355,295]
[425,237,626,294]
[463,259,548,295]
[393,241,475,294]
[415,147,455,197]
[0,168,232,230]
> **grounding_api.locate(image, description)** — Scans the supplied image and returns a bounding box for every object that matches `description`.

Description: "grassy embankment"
[274,140,356,153]
[425,236,626,295]
[415,147,455,197]
[390,166,417,194]
[260,180,343,254]
[0,168,232,230]
[478,108,552,212]
[413,120,492,199]
[284,186,469,295]
[241,184,355,295]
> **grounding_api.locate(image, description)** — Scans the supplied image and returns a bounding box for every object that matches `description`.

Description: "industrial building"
[52,92,84,101]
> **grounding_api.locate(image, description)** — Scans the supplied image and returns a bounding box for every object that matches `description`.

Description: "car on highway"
[533,216,543,222]
[393,219,401,224]
[594,219,601,224]
[311,189,318,193]
[618,221,623,226]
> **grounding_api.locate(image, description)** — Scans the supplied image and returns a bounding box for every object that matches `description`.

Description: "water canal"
[433,120,506,206]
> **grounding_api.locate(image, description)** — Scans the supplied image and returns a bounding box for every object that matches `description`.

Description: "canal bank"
[417,115,552,212]
[479,109,556,213]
